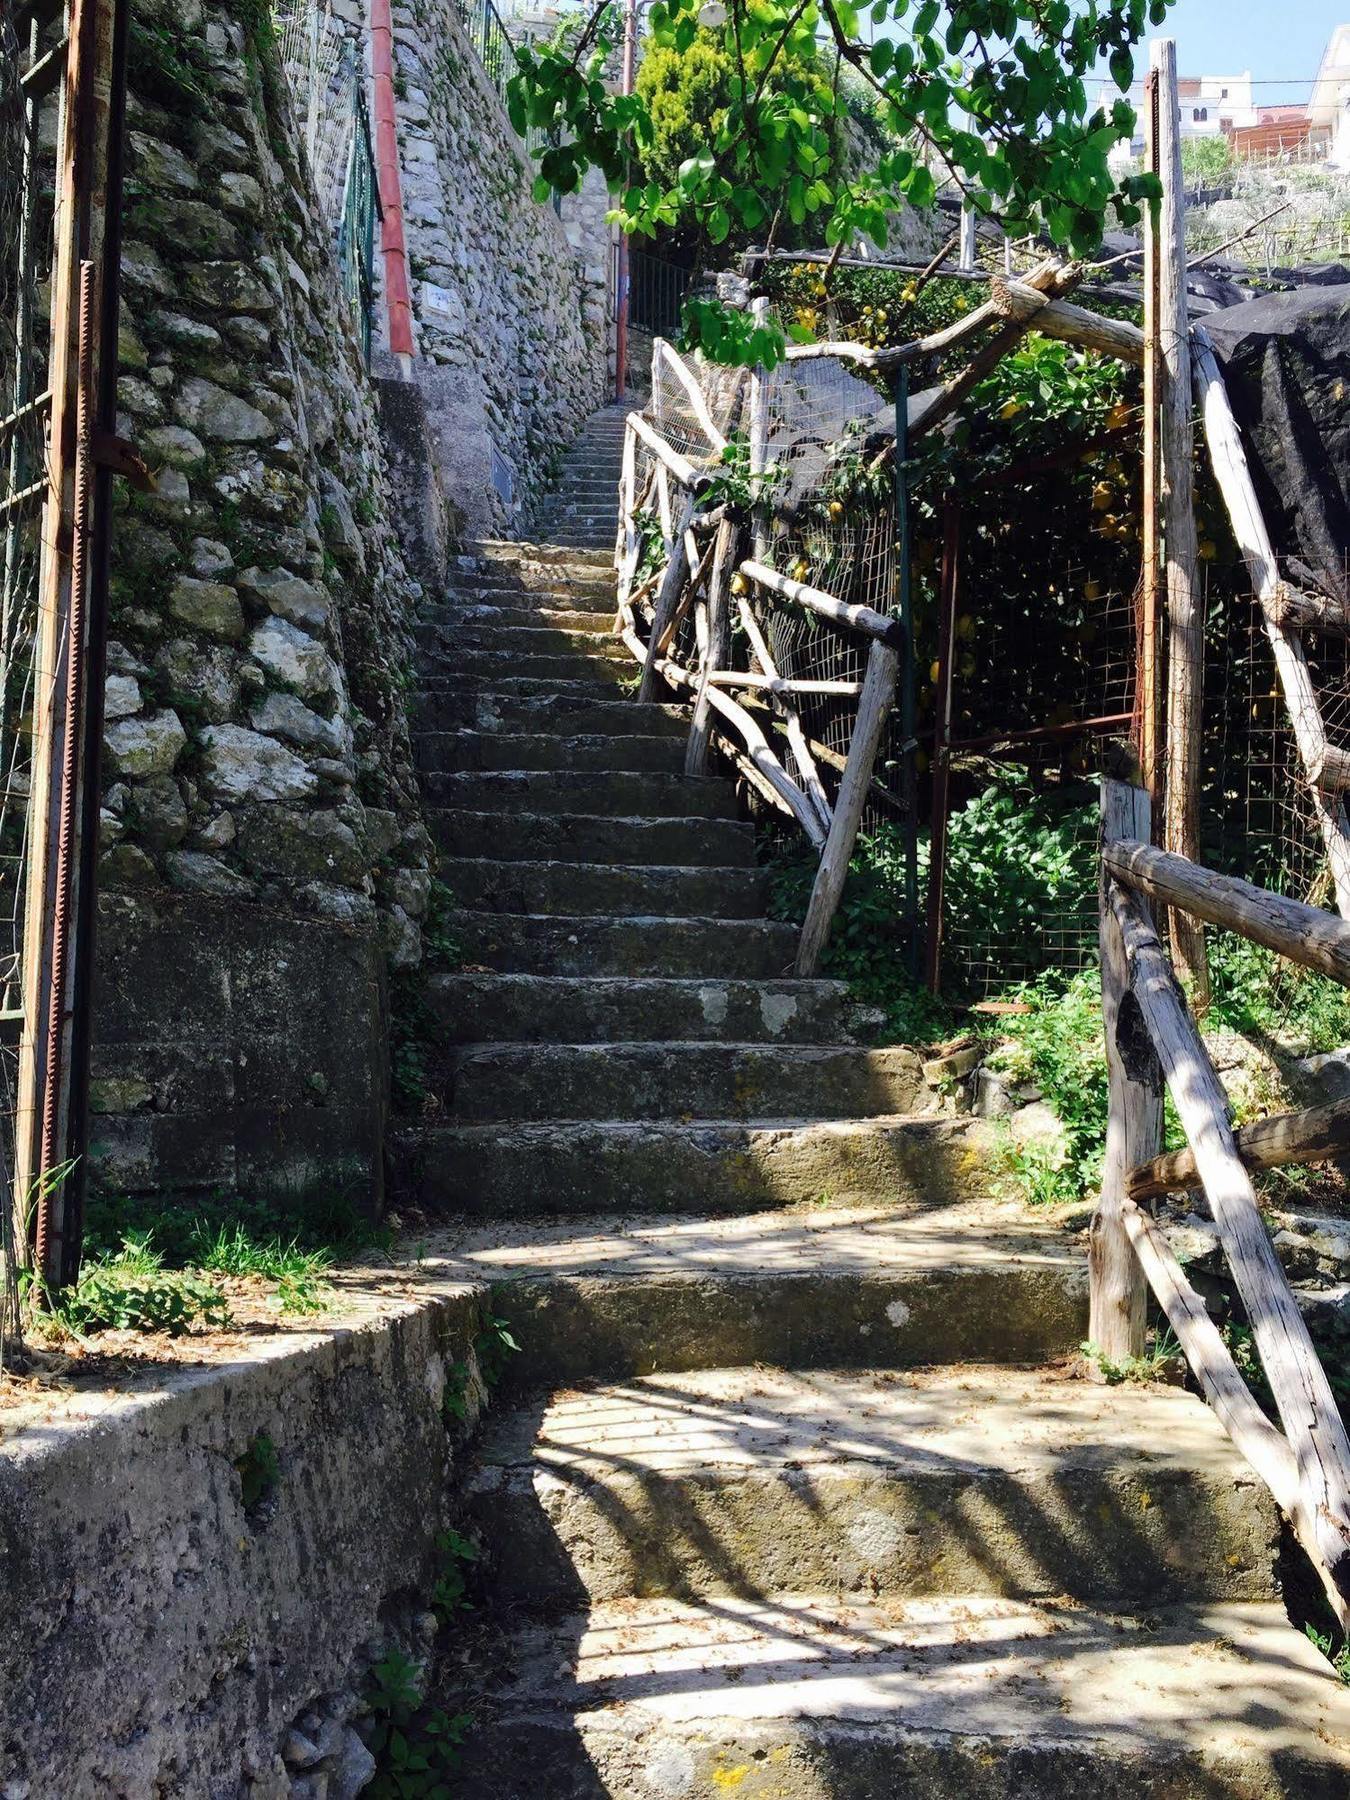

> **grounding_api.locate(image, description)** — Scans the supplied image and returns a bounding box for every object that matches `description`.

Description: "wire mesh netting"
[1,0,64,1339]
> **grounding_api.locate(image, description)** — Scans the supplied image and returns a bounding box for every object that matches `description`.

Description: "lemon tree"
[509,0,1171,363]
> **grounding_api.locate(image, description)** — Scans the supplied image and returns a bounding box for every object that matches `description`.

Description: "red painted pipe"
[371,0,415,360]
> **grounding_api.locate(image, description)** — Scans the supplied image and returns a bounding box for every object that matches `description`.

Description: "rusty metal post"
[925,500,960,993]
[1139,66,1163,810]
[15,0,129,1288]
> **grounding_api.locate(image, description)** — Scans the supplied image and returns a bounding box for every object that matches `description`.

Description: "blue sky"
[1129,0,1343,103]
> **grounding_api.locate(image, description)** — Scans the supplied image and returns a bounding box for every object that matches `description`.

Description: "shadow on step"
[455,1380,1328,1798]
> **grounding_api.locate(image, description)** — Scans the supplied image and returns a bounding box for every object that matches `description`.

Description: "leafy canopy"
[508,0,1172,268]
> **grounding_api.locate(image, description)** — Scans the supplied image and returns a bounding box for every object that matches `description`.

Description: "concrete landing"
[457,1595,1350,1797]
[404,1203,1087,1383]
[469,1365,1278,1607]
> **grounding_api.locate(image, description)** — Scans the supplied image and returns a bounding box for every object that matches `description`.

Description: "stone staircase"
[529,400,631,550]
[400,505,1350,1790]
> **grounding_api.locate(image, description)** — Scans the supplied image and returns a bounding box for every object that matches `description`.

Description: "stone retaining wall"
[0,1280,485,1799]
[98,0,433,1205]
[389,0,611,533]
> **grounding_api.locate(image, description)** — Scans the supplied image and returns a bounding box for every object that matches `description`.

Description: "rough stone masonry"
[93,0,607,1209]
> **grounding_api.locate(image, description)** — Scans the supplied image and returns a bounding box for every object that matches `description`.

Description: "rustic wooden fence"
[1094,772,1350,1626]
[613,336,906,976]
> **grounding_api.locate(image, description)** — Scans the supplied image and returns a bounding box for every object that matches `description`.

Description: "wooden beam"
[1103,836,1350,984]
[1155,37,1208,1012]
[627,410,708,495]
[740,559,905,649]
[1091,780,1161,1361]
[1191,327,1350,914]
[987,280,1146,363]
[795,639,899,975]
[1269,582,1350,635]
[1118,1196,1350,1627]
[637,491,696,704]
[737,595,833,834]
[1129,1097,1350,1202]
[1108,874,1350,1612]
[685,517,736,778]
[653,338,728,455]
[619,624,827,846]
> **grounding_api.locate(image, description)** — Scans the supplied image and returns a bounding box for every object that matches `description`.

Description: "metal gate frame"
[7,0,132,1291]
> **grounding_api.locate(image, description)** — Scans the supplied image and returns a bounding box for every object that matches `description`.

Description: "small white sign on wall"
[420,282,463,328]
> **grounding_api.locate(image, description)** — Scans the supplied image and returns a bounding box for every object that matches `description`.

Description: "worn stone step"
[418,622,626,660]
[422,767,739,819]
[419,647,629,684]
[444,911,798,977]
[414,731,685,774]
[454,1595,1350,1798]
[393,1203,1085,1384]
[544,529,616,549]
[416,674,632,707]
[429,810,755,870]
[424,973,849,1044]
[472,540,612,569]
[445,1042,925,1123]
[397,1115,995,1217]
[471,1366,1278,1610]
[443,576,615,607]
[422,603,616,634]
[412,692,687,737]
[438,857,766,919]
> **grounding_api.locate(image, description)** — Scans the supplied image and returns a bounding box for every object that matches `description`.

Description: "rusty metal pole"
[924,500,960,993]
[15,0,129,1288]
[1139,66,1163,812]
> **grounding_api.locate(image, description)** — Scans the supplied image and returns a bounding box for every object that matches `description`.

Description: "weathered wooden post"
[685,517,736,777]
[1154,37,1209,1011]
[795,638,899,977]
[1091,773,1163,1361]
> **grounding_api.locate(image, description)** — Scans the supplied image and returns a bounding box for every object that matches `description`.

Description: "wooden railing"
[1094,772,1350,1625]
[614,338,904,976]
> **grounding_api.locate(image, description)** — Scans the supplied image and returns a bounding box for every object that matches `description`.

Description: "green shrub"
[991,969,1108,1205]
[53,1237,230,1337]
[929,774,1099,995]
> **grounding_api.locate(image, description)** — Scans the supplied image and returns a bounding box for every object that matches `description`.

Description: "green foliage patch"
[50,1235,232,1337]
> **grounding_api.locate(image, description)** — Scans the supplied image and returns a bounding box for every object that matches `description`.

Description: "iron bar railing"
[337,69,381,367]
[628,248,693,336]
[455,0,561,198]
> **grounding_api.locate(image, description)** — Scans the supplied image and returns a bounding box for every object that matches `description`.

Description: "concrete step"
[396,1114,996,1217]
[418,647,629,684]
[444,576,615,607]
[416,622,627,660]
[543,529,617,549]
[454,1595,1350,1797]
[414,731,686,774]
[471,1366,1278,1609]
[390,1203,1085,1385]
[444,1042,925,1123]
[415,675,633,708]
[412,692,687,737]
[422,768,739,818]
[438,857,766,919]
[420,603,616,634]
[428,810,755,869]
[444,911,798,977]
[424,973,849,1044]
[472,540,612,569]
